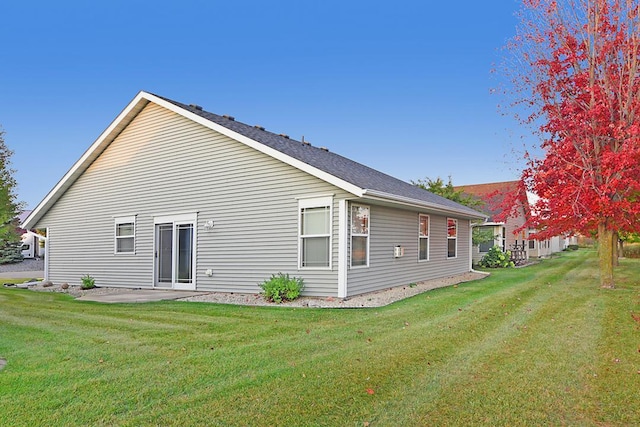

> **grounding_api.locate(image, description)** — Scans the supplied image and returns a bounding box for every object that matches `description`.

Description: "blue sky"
[1,0,525,209]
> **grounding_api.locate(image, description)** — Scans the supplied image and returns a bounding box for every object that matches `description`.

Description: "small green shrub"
[259,273,304,303]
[567,244,579,251]
[478,246,514,268]
[80,274,96,290]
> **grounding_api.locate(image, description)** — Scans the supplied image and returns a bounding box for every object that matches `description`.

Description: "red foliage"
[508,0,640,239]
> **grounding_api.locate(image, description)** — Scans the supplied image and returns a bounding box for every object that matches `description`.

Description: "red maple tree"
[503,0,640,287]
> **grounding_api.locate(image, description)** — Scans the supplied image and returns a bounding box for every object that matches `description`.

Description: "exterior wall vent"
[189,104,203,111]
[394,245,405,258]
[223,115,235,121]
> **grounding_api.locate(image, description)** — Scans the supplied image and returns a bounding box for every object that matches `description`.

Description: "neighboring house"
[17,210,45,259]
[22,91,485,297]
[455,181,530,264]
[528,232,578,257]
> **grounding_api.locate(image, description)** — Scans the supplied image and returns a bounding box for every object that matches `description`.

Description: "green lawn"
[1,249,639,426]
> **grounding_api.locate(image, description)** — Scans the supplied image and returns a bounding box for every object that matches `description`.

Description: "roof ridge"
[154,94,485,218]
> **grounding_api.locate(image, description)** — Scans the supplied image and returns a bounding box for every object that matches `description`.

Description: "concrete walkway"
[0,270,44,279]
[76,290,210,303]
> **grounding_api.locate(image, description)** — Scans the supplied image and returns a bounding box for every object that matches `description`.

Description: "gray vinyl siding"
[345,204,471,296]
[36,102,351,296]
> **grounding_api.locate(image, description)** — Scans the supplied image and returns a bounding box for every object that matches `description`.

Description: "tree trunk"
[598,223,615,288]
[612,231,619,267]
[619,239,624,258]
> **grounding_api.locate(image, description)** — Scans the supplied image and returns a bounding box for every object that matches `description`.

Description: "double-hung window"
[447,218,457,258]
[299,197,332,268]
[419,214,429,261]
[115,216,136,254]
[351,204,369,267]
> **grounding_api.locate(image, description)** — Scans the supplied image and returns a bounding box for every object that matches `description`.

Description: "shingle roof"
[22,91,485,229]
[157,94,484,219]
[456,181,525,221]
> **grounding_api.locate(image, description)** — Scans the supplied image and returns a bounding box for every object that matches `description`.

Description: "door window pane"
[177,224,193,283]
[157,224,173,283]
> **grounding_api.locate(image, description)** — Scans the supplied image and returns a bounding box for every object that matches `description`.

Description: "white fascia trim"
[22,90,363,230]
[362,189,487,220]
[145,93,365,198]
[22,91,151,230]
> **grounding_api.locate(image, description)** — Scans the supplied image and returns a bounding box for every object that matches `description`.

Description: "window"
[351,205,370,267]
[419,214,429,260]
[115,216,136,254]
[479,239,494,253]
[299,198,332,268]
[529,240,536,250]
[447,218,457,258]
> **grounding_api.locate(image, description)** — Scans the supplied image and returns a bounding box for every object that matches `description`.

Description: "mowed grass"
[1,249,639,426]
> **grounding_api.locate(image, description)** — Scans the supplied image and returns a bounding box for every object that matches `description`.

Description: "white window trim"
[418,214,430,262]
[298,196,333,270]
[114,215,136,255]
[350,204,370,268]
[447,218,458,259]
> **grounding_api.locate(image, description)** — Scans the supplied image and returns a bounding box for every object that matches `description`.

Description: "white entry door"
[154,214,197,290]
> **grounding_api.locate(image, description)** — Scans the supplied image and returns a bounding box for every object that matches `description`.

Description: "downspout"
[338,200,348,298]
[470,219,490,277]
[469,219,473,272]
[44,228,49,281]
[24,230,48,279]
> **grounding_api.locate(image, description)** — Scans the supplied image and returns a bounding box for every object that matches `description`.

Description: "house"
[528,232,577,257]
[17,210,45,259]
[22,91,485,297]
[455,181,530,264]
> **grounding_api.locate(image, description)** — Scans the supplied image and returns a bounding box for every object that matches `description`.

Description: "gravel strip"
[21,282,139,299]
[177,272,488,308]
[19,271,489,308]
